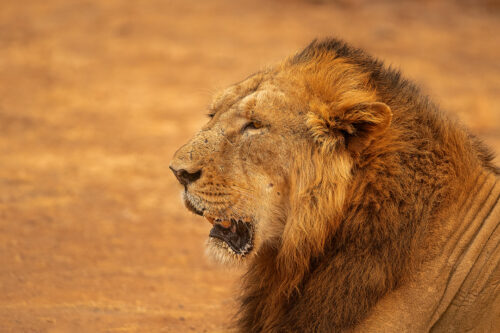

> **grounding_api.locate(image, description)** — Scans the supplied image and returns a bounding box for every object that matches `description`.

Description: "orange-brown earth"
[0,0,499,332]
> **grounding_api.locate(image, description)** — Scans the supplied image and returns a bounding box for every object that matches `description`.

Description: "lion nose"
[169,165,202,186]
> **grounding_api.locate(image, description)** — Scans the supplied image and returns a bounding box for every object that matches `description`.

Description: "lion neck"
[353,169,500,332]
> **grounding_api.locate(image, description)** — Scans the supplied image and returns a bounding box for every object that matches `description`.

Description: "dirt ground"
[0,0,499,332]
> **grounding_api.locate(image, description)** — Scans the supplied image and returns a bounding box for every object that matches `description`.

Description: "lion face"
[171,51,393,265]
[170,72,308,263]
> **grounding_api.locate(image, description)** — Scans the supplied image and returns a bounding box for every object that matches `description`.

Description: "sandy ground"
[0,0,499,332]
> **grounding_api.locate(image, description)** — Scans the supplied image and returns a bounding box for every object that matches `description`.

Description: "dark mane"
[291,38,415,95]
[293,37,497,173]
[237,38,498,332]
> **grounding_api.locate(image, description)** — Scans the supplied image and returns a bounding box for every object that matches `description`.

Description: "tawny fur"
[171,38,499,332]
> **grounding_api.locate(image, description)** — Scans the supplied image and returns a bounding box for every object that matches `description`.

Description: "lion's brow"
[208,92,254,119]
[209,72,265,117]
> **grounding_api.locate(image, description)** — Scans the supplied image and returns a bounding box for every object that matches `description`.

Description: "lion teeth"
[205,216,215,225]
[219,220,231,228]
[204,216,233,228]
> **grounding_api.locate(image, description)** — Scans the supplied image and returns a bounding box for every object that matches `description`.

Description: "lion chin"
[205,236,252,265]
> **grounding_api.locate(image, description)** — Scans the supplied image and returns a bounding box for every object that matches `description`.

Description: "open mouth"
[205,216,254,256]
[183,192,254,256]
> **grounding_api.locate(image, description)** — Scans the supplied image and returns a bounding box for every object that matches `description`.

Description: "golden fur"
[170,38,500,332]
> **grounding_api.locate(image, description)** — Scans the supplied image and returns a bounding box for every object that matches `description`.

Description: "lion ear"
[309,101,392,154]
[338,102,392,153]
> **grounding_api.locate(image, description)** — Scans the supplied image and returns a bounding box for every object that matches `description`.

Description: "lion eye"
[242,121,263,133]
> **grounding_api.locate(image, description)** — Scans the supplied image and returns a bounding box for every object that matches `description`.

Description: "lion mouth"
[182,191,254,256]
[205,216,254,256]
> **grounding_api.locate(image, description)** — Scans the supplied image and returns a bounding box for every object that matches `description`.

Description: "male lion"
[170,38,500,332]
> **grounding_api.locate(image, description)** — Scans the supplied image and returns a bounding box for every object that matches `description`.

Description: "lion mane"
[236,40,499,332]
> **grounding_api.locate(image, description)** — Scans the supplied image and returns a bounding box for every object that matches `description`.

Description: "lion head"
[170,40,393,265]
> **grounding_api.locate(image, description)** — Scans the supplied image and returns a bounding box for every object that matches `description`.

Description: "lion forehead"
[209,72,267,113]
[238,87,288,112]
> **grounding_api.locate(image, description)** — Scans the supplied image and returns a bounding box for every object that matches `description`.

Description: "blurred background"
[0,0,499,332]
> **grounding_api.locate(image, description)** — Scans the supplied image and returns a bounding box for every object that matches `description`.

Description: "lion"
[170,38,500,332]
